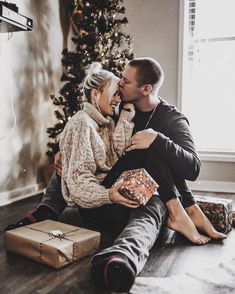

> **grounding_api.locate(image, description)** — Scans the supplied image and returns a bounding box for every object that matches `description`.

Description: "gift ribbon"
[24,226,82,265]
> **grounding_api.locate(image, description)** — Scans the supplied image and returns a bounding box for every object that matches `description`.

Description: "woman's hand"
[54,151,62,176]
[122,103,135,113]
[126,128,158,152]
[109,181,140,208]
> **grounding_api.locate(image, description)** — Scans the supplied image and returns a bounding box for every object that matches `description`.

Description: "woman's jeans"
[40,150,175,274]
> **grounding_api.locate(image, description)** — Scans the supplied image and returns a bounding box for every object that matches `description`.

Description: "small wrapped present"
[113,168,159,205]
[5,220,100,269]
[195,195,233,233]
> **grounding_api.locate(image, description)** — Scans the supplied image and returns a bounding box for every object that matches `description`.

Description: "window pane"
[194,0,235,38]
[182,0,235,152]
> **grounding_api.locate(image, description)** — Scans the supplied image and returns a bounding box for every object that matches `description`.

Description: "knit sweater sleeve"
[112,108,135,157]
[60,116,112,208]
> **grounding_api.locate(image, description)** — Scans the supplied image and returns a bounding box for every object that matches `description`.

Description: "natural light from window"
[181,0,235,153]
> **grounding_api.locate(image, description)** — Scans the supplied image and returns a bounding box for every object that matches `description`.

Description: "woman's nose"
[113,94,121,103]
[115,95,121,102]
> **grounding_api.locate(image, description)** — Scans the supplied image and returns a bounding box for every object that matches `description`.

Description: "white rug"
[130,258,235,294]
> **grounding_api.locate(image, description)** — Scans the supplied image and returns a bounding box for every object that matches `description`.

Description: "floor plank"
[0,193,234,293]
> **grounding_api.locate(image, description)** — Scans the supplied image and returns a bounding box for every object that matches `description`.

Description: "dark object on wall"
[59,0,73,51]
[0,1,33,33]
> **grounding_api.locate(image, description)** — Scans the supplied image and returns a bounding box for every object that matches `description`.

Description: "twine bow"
[50,230,66,239]
[24,225,82,265]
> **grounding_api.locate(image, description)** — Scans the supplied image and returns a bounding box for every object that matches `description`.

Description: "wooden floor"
[0,193,235,294]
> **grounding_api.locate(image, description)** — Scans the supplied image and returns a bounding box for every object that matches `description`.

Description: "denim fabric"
[92,195,167,275]
[40,162,167,275]
[40,171,67,215]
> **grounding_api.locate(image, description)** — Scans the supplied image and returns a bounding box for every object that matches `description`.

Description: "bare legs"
[166,199,227,244]
[105,151,227,244]
[166,198,210,245]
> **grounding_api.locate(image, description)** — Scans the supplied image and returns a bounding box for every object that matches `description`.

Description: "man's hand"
[54,151,62,176]
[125,128,158,152]
[109,181,140,208]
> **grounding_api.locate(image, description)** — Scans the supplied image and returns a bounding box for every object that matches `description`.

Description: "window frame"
[177,0,235,162]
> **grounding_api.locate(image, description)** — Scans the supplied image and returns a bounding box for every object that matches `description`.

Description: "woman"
[5,63,139,233]
[59,62,139,209]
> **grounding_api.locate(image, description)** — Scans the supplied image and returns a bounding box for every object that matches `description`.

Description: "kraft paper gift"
[195,195,233,233]
[113,168,159,205]
[5,220,100,269]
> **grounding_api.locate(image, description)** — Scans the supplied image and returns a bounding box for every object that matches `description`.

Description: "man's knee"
[46,171,62,193]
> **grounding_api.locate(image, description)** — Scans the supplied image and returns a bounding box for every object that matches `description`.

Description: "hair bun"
[86,62,103,76]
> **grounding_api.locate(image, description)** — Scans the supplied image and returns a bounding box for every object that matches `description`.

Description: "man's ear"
[141,84,153,96]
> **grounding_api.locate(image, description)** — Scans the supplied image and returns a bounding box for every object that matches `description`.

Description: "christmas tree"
[46,0,134,161]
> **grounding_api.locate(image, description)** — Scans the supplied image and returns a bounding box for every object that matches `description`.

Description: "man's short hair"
[129,57,164,89]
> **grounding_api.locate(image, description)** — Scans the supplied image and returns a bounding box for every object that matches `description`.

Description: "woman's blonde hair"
[83,62,119,102]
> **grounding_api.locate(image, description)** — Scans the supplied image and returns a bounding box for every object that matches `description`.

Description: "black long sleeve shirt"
[133,98,201,199]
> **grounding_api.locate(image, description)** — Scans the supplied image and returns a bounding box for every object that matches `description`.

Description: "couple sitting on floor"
[6,58,227,293]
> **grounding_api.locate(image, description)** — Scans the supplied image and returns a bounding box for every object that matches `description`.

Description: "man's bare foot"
[166,198,210,245]
[186,204,227,240]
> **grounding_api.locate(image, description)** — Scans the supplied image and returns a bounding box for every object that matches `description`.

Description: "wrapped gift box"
[113,168,159,205]
[5,220,100,269]
[195,195,233,233]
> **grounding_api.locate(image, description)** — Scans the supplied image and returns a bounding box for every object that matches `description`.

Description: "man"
[89,58,226,292]
[6,58,226,293]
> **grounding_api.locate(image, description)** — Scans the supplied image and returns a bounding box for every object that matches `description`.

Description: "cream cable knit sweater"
[60,102,135,208]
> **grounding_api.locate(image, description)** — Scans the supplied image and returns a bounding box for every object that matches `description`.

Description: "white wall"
[0,0,62,205]
[124,0,179,105]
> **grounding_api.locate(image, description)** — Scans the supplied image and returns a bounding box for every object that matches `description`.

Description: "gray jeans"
[40,171,167,275]
[40,171,67,215]
[92,195,167,275]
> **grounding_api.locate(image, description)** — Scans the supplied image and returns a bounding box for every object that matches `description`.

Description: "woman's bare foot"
[186,204,227,240]
[166,198,210,245]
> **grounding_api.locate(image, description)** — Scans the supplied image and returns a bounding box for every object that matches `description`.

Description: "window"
[179,0,235,155]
